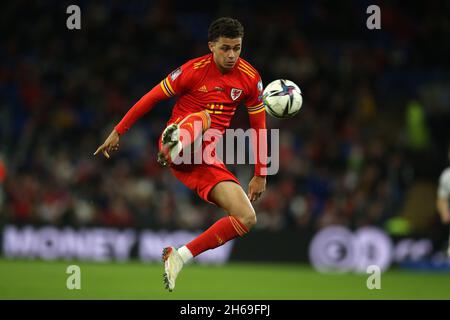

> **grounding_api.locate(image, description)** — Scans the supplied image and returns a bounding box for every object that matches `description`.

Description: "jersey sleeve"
[246,74,267,176]
[114,60,197,135]
[438,168,450,199]
[245,75,265,114]
[114,83,168,135]
[160,61,193,98]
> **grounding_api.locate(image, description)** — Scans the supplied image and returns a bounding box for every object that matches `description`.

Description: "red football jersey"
[114,53,267,176]
[160,53,265,133]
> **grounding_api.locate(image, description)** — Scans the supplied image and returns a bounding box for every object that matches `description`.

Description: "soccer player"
[437,144,450,257]
[94,17,267,291]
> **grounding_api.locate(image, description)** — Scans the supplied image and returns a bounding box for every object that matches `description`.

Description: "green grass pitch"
[0,258,449,299]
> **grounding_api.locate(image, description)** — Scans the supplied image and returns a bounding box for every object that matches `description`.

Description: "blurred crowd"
[1,0,450,234]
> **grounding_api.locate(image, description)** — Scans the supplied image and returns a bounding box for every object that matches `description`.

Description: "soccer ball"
[263,79,303,119]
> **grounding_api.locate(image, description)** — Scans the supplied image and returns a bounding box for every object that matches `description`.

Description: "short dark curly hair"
[208,17,244,42]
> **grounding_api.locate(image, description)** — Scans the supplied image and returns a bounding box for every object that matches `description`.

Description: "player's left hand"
[248,176,266,202]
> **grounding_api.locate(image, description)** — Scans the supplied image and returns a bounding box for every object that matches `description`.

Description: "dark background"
[1,0,449,248]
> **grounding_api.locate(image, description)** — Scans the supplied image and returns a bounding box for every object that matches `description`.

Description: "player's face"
[208,37,242,73]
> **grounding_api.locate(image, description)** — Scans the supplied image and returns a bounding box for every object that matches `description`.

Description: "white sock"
[177,246,193,264]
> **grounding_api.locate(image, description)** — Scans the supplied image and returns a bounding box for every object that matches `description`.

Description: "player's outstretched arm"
[247,98,267,202]
[93,79,172,159]
[94,129,120,159]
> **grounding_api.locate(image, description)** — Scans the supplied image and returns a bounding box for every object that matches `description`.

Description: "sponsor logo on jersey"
[170,67,182,81]
[214,86,224,92]
[230,88,243,101]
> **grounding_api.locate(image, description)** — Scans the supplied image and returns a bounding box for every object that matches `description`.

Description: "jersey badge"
[231,88,243,101]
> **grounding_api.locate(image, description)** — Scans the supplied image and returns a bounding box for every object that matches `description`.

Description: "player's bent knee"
[233,207,257,231]
[244,213,257,230]
[191,110,211,132]
[201,110,211,130]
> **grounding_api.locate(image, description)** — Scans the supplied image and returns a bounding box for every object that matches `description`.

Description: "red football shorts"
[170,162,240,204]
[158,134,240,204]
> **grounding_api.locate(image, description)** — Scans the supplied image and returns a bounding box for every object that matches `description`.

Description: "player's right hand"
[94,129,120,159]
